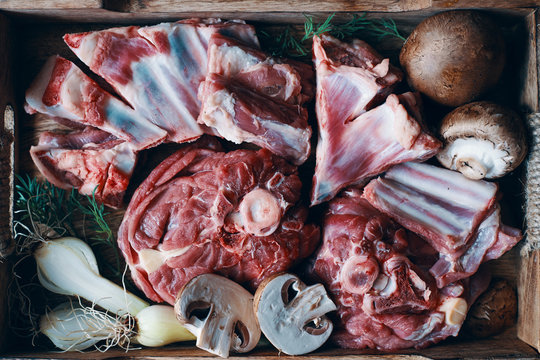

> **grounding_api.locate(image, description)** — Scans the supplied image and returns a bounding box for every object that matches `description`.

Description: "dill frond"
[260,13,406,58]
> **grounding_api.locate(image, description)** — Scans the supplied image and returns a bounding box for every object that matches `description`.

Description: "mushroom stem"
[456,157,486,180]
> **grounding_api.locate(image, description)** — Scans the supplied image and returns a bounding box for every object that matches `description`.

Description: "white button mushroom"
[437,101,528,179]
[174,274,261,358]
[254,273,337,355]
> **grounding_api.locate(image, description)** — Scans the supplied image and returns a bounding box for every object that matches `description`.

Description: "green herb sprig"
[13,175,122,279]
[260,13,406,58]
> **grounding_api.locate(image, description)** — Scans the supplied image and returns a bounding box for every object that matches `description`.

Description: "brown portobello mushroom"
[399,10,505,107]
[437,101,527,179]
[463,279,517,338]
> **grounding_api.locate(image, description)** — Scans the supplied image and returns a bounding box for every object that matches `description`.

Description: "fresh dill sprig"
[13,176,122,279]
[14,175,77,248]
[260,28,308,58]
[71,190,121,276]
[260,12,406,58]
[302,13,335,41]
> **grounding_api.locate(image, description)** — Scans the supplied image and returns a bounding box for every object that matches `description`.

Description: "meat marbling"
[363,162,522,288]
[198,33,314,165]
[310,188,489,350]
[117,139,320,304]
[311,35,441,205]
[30,127,137,208]
[64,19,259,143]
[25,56,167,151]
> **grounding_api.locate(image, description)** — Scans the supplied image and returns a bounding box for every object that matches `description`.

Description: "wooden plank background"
[1,0,540,12]
[0,3,538,359]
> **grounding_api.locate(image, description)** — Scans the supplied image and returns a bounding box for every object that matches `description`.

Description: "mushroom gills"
[438,138,510,179]
[254,273,337,356]
[175,274,261,358]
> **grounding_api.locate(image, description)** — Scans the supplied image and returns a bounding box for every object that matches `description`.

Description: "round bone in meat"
[118,140,320,305]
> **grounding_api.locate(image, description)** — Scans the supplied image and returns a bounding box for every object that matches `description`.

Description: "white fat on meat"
[384,162,498,210]
[210,44,261,74]
[138,246,192,274]
[199,88,246,143]
[25,57,78,121]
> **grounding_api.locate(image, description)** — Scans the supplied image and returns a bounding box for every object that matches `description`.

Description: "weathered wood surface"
[518,250,540,352]
[0,0,101,9]
[1,0,540,12]
[0,11,15,355]
[5,327,538,359]
[0,4,538,360]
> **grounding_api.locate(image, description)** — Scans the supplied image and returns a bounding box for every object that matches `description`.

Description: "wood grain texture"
[0,13,15,258]
[0,0,101,9]
[432,0,540,8]
[1,5,538,359]
[4,328,538,359]
[106,0,431,13]
[518,249,540,351]
[521,10,539,112]
[0,12,14,356]
[93,0,540,13]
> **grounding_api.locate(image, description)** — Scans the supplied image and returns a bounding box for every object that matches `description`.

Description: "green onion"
[35,237,195,350]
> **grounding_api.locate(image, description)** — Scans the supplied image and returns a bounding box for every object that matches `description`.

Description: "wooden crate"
[0,0,538,358]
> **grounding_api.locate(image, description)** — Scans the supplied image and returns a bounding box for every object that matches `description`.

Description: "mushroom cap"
[174,274,261,358]
[463,279,517,337]
[254,273,336,356]
[437,101,527,179]
[399,10,505,107]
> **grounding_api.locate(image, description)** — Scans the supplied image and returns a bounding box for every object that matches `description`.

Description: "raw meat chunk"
[311,35,440,205]
[25,56,167,151]
[198,33,314,165]
[363,162,522,287]
[310,189,482,350]
[117,139,320,304]
[30,127,137,208]
[64,19,259,143]
[206,33,314,104]
[312,90,441,205]
[198,73,311,165]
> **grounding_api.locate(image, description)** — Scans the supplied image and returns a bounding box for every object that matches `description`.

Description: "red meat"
[117,139,319,304]
[310,189,488,350]
[311,35,441,205]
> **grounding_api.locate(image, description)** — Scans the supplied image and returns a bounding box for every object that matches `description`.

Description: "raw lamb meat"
[198,33,314,165]
[363,162,522,288]
[64,19,259,143]
[311,34,441,205]
[117,139,320,304]
[198,73,311,165]
[206,33,314,104]
[30,127,137,208]
[310,188,489,350]
[25,56,167,151]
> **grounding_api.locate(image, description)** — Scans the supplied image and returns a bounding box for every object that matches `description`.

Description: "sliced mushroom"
[174,274,261,358]
[254,273,337,355]
[437,102,528,179]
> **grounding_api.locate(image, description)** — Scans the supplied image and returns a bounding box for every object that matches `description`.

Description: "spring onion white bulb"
[40,302,131,352]
[35,237,195,350]
[35,237,148,316]
[134,305,195,347]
